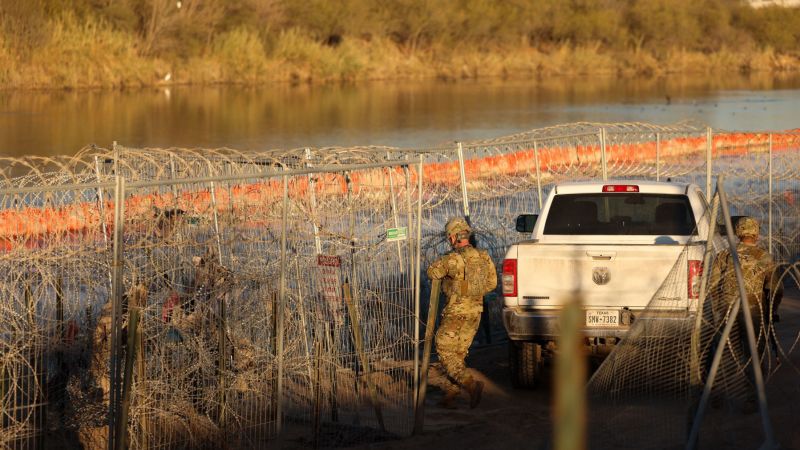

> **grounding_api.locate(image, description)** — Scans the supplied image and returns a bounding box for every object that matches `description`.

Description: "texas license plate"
[585,309,619,327]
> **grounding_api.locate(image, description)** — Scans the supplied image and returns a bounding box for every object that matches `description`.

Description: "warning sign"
[316,254,344,324]
[317,255,341,267]
[316,254,342,303]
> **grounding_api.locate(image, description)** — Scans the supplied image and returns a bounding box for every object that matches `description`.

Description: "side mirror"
[515,214,538,233]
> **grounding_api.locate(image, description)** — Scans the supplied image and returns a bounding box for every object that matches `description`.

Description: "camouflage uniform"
[427,218,497,402]
[709,217,783,365]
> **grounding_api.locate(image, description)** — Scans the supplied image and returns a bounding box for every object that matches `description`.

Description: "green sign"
[386,227,408,242]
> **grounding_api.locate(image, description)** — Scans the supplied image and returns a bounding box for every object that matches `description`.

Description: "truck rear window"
[543,193,696,235]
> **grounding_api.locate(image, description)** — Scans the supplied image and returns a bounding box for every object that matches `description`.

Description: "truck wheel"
[509,341,542,388]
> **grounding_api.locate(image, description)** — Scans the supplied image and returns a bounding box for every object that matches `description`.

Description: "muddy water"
[2,73,800,157]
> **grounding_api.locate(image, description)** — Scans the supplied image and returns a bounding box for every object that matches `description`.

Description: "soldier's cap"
[445,217,471,236]
[735,216,759,238]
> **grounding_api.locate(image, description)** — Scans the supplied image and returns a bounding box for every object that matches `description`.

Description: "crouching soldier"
[427,217,497,409]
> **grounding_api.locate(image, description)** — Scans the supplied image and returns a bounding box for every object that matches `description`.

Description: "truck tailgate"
[513,243,694,310]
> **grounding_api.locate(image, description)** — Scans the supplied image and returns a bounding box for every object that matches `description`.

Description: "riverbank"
[1,20,799,91]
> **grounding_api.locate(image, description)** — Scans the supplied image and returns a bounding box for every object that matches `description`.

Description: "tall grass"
[1,0,799,89]
[4,14,154,89]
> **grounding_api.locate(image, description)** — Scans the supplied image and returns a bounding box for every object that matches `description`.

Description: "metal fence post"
[94,156,110,247]
[93,153,116,353]
[403,162,417,400]
[533,140,543,211]
[112,141,119,176]
[207,164,225,266]
[304,148,323,255]
[706,127,713,199]
[206,163,227,430]
[169,153,179,200]
[456,142,470,221]
[768,133,773,255]
[276,173,288,434]
[108,175,126,450]
[413,157,423,418]
[600,127,608,181]
[690,192,720,386]
[403,161,415,292]
[386,153,405,273]
[655,132,661,182]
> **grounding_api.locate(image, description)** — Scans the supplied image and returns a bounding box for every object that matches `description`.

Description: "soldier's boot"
[464,378,484,409]
[437,390,459,409]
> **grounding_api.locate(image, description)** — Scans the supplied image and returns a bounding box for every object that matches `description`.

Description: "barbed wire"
[1,121,799,449]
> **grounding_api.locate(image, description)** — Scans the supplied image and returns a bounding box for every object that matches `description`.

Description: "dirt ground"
[347,288,800,450]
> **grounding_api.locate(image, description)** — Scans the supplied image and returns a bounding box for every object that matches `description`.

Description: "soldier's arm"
[427,254,451,280]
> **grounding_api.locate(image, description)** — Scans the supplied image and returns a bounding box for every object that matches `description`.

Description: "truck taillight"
[688,260,702,299]
[502,259,517,297]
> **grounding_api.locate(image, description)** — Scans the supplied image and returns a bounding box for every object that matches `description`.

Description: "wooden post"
[342,282,385,432]
[413,279,441,435]
[55,276,64,394]
[25,280,45,450]
[554,295,586,450]
[0,359,7,430]
[217,290,227,431]
[115,285,145,450]
[137,294,148,450]
[325,323,339,423]
[270,291,278,423]
[312,329,323,449]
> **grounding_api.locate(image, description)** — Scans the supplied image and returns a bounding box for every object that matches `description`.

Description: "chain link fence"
[1,121,799,448]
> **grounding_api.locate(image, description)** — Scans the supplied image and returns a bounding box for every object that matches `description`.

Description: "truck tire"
[509,341,542,388]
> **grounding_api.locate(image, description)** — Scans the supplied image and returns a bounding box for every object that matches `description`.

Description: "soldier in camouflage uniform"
[709,216,784,370]
[427,217,497,408]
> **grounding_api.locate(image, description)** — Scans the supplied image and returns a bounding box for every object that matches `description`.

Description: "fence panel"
[277,162,421,447]
[0,182,113,450]
[2,121,800,449]
[603,125,707,182]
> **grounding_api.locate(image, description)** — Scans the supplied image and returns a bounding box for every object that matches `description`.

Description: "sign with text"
[317,255,341,267]
[316,254,343,308]
[386,227,408,242]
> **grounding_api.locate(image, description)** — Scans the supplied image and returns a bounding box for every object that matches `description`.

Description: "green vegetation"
[1,0,799,89]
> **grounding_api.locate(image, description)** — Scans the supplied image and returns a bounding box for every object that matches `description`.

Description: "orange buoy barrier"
[1,131,798,250]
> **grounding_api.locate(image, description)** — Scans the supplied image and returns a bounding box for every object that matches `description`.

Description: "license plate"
[585,309,619,327]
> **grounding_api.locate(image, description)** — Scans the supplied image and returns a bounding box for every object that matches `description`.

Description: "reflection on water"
[1,72,800,157]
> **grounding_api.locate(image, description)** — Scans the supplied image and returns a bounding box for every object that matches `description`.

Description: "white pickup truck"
[501,180,714,387]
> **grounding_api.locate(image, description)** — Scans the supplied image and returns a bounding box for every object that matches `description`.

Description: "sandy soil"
[344,288,800,450]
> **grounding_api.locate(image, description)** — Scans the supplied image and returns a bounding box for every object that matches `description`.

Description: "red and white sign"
[317,254,341,267]
[317,255,342,300]
[316,254,344,324]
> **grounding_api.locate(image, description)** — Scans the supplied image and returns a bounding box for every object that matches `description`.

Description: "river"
[2,73,800,157]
